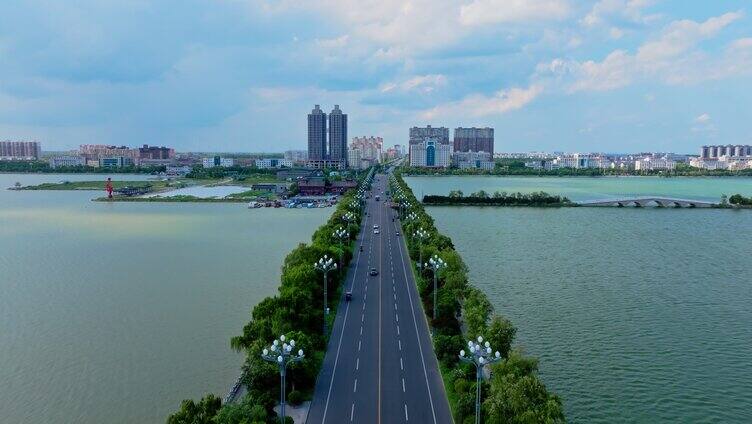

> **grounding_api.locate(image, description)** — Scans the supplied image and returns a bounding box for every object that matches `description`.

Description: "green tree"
[166,394,222,424]
[486,315,516,359]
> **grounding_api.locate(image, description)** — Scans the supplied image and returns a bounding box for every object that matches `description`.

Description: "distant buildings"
[49,156,85,168]
[255,158,293,169]
[453,151,494,170]
[307,104,348,169]
[165,165,192,176]
[138,145,174,160]
[80,145,138,162]
[410,138,451,168]
[700,144,752,159]
[0,141,41,160]
[202,156,234,168]
[454,127,494,156]
[348,136,383,169]
[634,157,676,171]
[284,150,308,164]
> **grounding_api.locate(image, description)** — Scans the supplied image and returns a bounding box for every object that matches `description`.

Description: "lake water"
[145,185,249,198]
[0,174,329,423]
[405,175,752,202]
[406,176,752,423]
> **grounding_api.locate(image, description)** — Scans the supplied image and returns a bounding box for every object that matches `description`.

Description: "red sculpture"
[105,178,113,199]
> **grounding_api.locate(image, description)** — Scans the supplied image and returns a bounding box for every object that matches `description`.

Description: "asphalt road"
[307,173,452,424]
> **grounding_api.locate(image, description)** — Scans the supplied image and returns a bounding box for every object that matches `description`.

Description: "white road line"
[396,314,399,322]
[402,377,406,392]
[350,403,355,421]
[400,357,403,370]
[394,293,397,301]
[353,379,358,393]
[356,357,359,370]
[397,325,400,336]
[394,303,397,310]
[398,340,402,351]
[358,340,361,351]
[360,326,363,335]
[405,404,409,421]
[361,314,364,322]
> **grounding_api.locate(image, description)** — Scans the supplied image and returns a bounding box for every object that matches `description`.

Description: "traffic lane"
[391,214,453,423]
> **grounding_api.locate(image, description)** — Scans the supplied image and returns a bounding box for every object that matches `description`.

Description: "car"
[369,268,378,276]
[373,224,379,229]
[374,229,380,234]
[345,291,352,301]
[396,231,400,236]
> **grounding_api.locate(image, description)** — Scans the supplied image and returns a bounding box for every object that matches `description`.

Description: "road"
[307,173,453,424]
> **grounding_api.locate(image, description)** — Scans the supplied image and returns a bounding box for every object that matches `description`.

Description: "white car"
[373,224,379,229]
[374,229,380,234]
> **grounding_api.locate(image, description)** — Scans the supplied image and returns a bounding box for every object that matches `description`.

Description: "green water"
[406,175,752,202]
[405,176,752,423]
[0,174,329,423]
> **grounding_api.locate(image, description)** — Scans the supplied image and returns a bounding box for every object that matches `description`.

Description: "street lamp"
[314,255,337,334]
[458,336,502,424]
[341,211,355,226]
[261,335,304,424]
[332,227,349,268]
[425,255,446,321]
[413,228,429,270]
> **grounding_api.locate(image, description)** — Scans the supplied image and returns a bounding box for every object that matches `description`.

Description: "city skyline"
[0,2,751,153]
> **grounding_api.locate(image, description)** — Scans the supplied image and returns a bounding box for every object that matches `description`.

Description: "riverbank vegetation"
[404,161,752,177]
[729,194,752,206]
[166,171,371,424]
[0,160,164,174]
[15,180,175,191]
[424,190,572,207]
[390,170,565,423]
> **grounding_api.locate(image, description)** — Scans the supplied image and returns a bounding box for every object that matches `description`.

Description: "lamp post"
[261,335,304,424]
[425,254,446,321]
[341,211,355,226]
[332,227,349,268]
[314,255,337,334]
[459,336,502,424]
[413,228,429,270]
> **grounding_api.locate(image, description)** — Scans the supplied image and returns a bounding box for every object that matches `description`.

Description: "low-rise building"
[251,183,289,195]
[255,158,293,169]
[330,180,358,194]
[284,150,308,163]
[165,165,192,176]
[298,179,327,196]
[49,156,86,168]
[634,157,676,171]
[525,159,558,171]
[453,151,494,170]
[100,156,134,168]
[202,156,234,168]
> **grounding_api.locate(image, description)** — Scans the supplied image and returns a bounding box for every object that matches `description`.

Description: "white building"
[49,156,86,168]
[554,154,610,169]
[634,157,676,171]
[202,156,234,168]
[525,159,558,171]
[350,136,383,163]
[255,158,293,169]
[453,151,494,170]
[165,165,193,176]
[409,138,451,168]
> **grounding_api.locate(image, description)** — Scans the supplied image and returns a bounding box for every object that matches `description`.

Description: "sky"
[0,0,751,154]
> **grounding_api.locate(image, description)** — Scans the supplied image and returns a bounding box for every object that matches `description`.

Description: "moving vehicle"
[345,291,352,301]
[360,245,363,252]
[374,229,380,234]
[369,268,379,276]
[375,195,380,201]
[396,231,400,236]
[373,224,379,229]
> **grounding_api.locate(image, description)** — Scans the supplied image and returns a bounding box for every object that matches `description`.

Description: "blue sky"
[1,0,750,153]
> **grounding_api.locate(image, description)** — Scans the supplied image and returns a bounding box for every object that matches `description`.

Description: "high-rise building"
[701,144,751,159]
[0,141,41,160]
[138,145,175,160]
[409,126,449,163]
[350,136,383,162]
[454,127,494,156]
[409,138,451,168]
[308,105,327,161]
[329,105,348,166]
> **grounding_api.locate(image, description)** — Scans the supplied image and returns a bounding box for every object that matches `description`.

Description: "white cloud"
[537,12,748,92]
[381,74,447,94]
[459,0,570,26]
[581,0,657,27]
[420,84,542,119]
[315,35,349,49]
[609,27,624,39]
[695,113,711,123]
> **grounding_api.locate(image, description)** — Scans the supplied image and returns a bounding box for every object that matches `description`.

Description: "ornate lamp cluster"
[459,336,502,424]
[425,254,446,321]
[314,255,337,334]
[261,335,304,424]
[413,228,429,269]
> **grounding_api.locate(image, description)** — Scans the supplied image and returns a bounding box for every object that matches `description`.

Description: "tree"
[166,394,222,424]
[486,315,517,359]
[449,190,464,198]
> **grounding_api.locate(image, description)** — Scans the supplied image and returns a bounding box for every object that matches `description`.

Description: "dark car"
[369,268,378,276]
[345,291,352,301]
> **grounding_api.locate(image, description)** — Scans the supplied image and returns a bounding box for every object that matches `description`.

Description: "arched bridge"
[578,197,715,208]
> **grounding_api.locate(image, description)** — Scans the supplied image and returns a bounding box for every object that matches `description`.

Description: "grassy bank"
[16,180,176,191]
[166,169,373,424]
[423,190,573,207]
[390,169,565,424]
